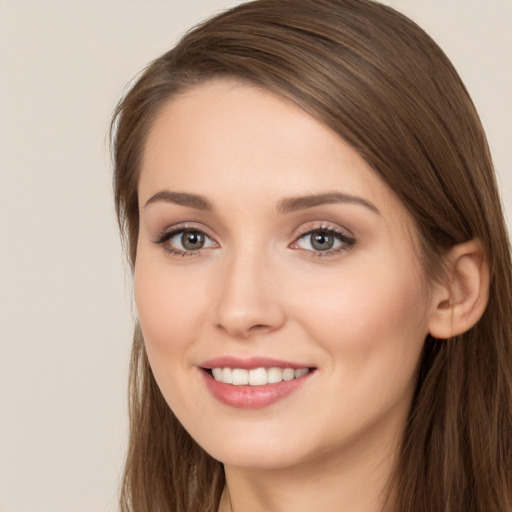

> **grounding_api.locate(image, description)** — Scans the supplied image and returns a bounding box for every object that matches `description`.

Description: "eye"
[171,230,210,251]
[155,228,217,256]
[293,227,355,255]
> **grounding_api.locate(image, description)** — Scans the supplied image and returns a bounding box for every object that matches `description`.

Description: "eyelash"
[153,224,356,259]
[153,226,217,258]
[292,225,356,258]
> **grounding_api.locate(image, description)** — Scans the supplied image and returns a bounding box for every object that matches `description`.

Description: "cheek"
[292,256,430,368]
[288,258,430,438]
[133,252,215,421]
[133,253,210,360]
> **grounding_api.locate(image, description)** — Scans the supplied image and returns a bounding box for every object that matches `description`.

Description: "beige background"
[0,1,510,511]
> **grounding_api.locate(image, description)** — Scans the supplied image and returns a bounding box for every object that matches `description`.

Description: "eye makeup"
[151,220,356,260]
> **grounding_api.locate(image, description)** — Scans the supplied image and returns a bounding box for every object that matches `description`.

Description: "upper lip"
[200,356,314,370]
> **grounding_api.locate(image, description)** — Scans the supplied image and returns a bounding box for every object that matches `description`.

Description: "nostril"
[215,319,275,338]
[250,324,271,331]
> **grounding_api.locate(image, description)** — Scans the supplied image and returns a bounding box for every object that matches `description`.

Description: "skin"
[135,80,439,512]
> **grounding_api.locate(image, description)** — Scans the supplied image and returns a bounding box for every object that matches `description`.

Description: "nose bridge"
[215,238,285,338]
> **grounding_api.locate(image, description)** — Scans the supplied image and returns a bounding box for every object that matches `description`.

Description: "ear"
[428,239,489,339]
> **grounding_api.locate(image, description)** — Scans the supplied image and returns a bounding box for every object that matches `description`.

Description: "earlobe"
[428,239,489,339]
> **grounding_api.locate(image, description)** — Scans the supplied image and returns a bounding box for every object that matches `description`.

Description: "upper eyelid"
[152,226,217,252]
[293,228,354,245]
[156,222,217,239]
[152,221,354,245]
[293,221,354,238]
[154,227,217,256]
[290,223,356,249]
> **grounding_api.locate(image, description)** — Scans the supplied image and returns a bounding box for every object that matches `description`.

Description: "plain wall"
[0,1,510,511]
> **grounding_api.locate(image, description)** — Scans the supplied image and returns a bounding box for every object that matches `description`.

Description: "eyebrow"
[144,191,213,211]
[277,192,380,215]
[143,190,380,215]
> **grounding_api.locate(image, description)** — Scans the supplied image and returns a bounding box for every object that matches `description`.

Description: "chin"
[209,444,310,471]
[189,422,332,471]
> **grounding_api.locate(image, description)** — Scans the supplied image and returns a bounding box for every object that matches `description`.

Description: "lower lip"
[201,370,313,409]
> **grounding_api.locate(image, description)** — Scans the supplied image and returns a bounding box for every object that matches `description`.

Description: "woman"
[111,0,512,510]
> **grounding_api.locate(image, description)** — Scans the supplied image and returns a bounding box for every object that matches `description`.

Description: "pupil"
[182,231,204,250]
[311,231,334,251]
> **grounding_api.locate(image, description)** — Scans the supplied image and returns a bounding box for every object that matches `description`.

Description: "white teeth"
[232,369,249,385]
[222,367,233,384]
[267,367,283,384]
[295,368,309,378]
[282,368,295,381]
[248,368,267,386]
[212,368,223,381]
[210,366,310,385]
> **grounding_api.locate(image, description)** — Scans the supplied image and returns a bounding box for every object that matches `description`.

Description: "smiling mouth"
[205,367,314,386]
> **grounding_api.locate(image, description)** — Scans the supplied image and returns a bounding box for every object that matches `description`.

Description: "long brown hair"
[111,1,512,510]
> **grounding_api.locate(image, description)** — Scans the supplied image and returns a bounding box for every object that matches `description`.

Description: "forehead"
[139,79,411,227]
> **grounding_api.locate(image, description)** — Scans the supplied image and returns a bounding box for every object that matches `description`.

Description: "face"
[135,80,434,472]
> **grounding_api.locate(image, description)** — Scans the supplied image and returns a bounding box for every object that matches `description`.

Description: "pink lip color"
[200,356,309,370]
[199,357,314,409]
[201,371,311,409]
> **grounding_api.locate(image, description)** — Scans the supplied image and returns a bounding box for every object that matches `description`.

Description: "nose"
[214,248,286,339]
